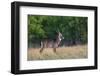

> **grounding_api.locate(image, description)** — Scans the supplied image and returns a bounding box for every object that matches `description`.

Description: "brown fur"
[40,32,64,53]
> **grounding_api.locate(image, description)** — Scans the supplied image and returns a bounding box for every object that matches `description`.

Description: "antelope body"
[40,32,64,53]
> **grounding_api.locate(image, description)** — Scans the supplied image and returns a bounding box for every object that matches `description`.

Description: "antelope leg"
[53,48,56,53]
[40,47,44,53]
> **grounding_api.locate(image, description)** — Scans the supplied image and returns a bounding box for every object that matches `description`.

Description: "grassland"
[27,45,87,61]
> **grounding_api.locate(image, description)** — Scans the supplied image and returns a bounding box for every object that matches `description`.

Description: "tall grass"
[28,45,87,61]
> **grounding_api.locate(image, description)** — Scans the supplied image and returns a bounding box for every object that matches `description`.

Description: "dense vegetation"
[28,15,88,47]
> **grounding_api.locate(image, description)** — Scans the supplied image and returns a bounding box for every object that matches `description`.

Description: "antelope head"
[57,32,64,41]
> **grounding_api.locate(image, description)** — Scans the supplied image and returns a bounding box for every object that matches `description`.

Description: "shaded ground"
[28,45,87,61]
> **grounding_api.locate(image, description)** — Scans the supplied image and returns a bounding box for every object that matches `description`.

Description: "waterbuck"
[40,32,64,53]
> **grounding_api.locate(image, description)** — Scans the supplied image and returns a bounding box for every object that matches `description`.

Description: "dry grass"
[28,45,87,61]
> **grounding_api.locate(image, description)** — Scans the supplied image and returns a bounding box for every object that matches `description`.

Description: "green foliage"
[28,15,88,44]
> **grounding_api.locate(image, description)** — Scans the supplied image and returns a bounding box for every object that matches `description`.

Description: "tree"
[28,15,88,47]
